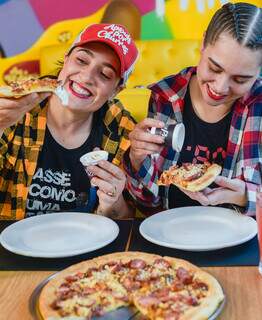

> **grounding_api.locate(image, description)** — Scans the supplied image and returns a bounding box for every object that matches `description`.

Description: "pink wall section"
[28,0,155,29]
[28,0,109,29]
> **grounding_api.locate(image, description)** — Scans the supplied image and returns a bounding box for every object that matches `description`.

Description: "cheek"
[98,82,117,97]
[231,83,253,97]
[197,65,213,83]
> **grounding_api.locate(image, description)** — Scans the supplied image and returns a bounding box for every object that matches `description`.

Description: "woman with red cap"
[0,23,138,220]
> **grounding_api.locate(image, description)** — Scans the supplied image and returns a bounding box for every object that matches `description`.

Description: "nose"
[79,64,96,85]
[213,74,230,95]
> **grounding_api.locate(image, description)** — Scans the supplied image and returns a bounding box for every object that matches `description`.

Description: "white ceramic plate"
[0,212,119,258]
[140,206,257,251]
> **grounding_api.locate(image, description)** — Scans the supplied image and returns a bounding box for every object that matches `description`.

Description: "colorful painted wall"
[0,0,260,84]
[0,0,260,57]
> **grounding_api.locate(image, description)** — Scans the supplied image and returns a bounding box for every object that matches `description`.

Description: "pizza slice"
[39,259,130,319]
[133,257,224,320]
[0,78,60,98]
[158,162,222,192]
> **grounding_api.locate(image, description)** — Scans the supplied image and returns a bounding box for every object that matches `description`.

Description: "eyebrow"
[77,48,118,74]
[208,57,254,79]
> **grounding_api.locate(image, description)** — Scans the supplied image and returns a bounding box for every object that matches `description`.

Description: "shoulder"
[147,67,195,101]
[104,99,136,131]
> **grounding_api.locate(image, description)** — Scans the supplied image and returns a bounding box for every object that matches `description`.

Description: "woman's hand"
[87,160,130,217]
[0,93,50,132]
[129,118,165,172]
[181,177,247,207]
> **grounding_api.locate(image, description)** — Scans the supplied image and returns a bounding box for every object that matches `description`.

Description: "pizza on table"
[39,252,224,320]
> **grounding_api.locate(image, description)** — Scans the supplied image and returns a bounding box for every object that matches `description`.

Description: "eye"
[233,77,248,84]
[209,66,221,74]
[101,72,111,80]
[76,57,87,65]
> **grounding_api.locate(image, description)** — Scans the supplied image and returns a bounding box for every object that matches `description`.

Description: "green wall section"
[141,11,173,40]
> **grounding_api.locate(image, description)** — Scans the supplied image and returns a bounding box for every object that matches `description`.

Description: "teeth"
[209,86,223,97]
[72,82,91,96]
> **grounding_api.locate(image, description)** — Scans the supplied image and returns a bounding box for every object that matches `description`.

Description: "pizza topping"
[158,162,222,192]
[121,276,142,290]
[129,258,147,269]
[153,258,172,269]
[137,295,161,306]
[192,279,209,291]
[176,267,193,285]
[65,272,84,283]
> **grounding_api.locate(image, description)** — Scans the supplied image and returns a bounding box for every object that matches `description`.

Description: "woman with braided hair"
[125,2,262,216]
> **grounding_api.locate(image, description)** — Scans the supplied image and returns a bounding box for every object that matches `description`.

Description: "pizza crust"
[178,163,222,192]
[39,259,99,319]
[165,257,224,320]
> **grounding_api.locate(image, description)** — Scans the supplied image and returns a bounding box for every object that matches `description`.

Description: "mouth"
[206,84,227,101]
[69,80,93,99]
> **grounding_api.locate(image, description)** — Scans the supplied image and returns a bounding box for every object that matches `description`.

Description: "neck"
[47,95,93,131]
[46,95,94,149]
[189,75,233,123]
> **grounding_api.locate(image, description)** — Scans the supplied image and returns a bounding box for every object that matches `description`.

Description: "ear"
[111,83,125,99]
[64,53,69,63]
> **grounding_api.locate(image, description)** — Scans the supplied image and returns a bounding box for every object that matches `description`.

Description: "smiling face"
[58,42,122,112]
[196,33,261,108]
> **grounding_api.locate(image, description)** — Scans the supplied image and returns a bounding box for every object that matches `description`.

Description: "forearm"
[96,194,135,219]
[124,149,162,206]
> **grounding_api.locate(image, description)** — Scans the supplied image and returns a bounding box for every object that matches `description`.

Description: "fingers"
[0,92,51,131]
[92,175,123,201]
[130,130,164,146]
[136,118,165,130]
[214,176,244,191]
[182,189,210,206]
[88,160,126,201]
[129,118,165,171]
[0,92,50,112]
[19,92,51,112]
[129,118,165,145]
[89,161,125,180]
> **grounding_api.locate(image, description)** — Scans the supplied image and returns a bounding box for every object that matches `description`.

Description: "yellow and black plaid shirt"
[0,99,135,220]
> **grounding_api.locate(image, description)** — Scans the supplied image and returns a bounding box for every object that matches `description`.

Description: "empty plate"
[0,212,119,257]
[140,206,257,251]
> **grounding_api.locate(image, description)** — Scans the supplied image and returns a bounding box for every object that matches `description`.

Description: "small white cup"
[80,151,109,177]
[80,150,109,167]
[150,123,185,152]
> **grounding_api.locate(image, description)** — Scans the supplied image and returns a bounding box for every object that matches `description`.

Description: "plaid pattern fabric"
[125,67,262,216]
[0,99,135,220]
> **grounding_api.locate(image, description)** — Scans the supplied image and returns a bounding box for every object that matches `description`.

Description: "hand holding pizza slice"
[158,162,222,192]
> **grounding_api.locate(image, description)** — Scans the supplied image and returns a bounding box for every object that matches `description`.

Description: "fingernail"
[91,179,97,187]
[31,93,38,100]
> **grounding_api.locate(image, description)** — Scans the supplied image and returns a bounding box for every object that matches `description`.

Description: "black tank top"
[168,90,232,208]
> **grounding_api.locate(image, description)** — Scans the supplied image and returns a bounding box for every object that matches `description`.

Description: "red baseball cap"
[70,23,139,84]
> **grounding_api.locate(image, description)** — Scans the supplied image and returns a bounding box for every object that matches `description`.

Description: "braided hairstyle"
[204,2,262,51]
